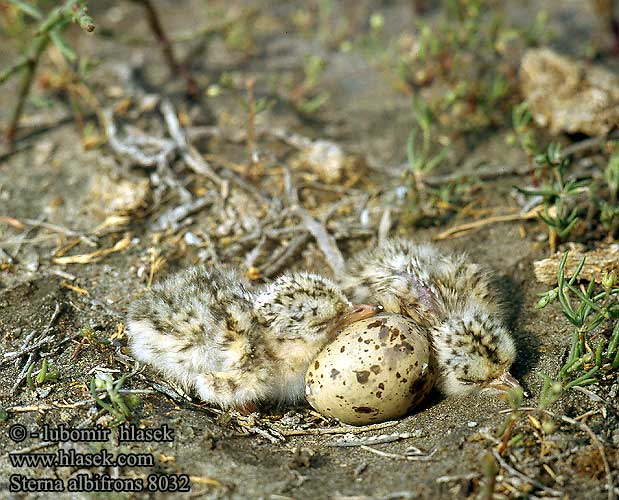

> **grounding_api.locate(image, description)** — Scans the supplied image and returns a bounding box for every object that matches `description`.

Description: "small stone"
[521,48,619,136]
[183,231,201,246]
[302,140,345,184]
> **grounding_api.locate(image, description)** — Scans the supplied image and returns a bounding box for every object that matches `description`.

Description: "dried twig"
[51,233,131,264]
[334,492,417,500]
[378,207,392,244]
[10,353,35,394]
[9,302,64,389]
[496,406,615,500]
[284,169,346,279]
[245,78,259,176]
[259,233,311,278]
[549,411,614,500]
[153,194,214,231]
[160,99,223,186]
[326,431,416,447]
[6,400,93,413]
[2,0,95,145]
[129,0,199,98]
[359,445,437,461]
[3,330,83,367]
[278,420,399,436]
[435,473,480,483]
[18,218,97,247]
[2,336,54,366]
[491,449,563,497]
[432,206,542,240]
[104,110,175,167]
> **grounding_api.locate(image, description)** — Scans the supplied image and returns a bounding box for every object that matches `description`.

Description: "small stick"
[284,169,346,279]
[5,34,49,145]
[326,431,416,447]
[555,413,614,500]
[10,353,35,394]
[359,445,436,461]
[104,110,175,167]
[153,195,214,231]
[378,207,392,244]
[3,330,84,367]
[219,168,270,206]
[435,473,480,483]
[130,0,199,98]
[7,399,93,413]
[259,233,311,278]
[296,209,346,279]
[241,425,284,444]
[278,420,399,436]
[20,218,97,247]
[496,407,615,500]
[432,206,542,241]
[491,449,563,497]
[160,99,223,186]
[2,336,53,366]
[334,492,417,500]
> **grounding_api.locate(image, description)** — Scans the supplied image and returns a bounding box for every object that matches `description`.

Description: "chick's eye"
[456,378,478,385]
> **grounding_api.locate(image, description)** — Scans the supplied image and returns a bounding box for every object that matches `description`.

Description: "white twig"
[104,110,175,167]
[492,449,563,497]
[160,99,224,186]
[326,432,415,447]
[283,168,346,279]
[359,445,436,462]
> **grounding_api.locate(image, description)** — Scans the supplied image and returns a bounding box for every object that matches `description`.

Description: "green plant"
[516,143,590,246]
[1,0,95,144]
[494,255,618,461]
[292,55,331,115]
[391,0,547,136]
[25,358,59,389]
[511,101,538,160]
[89,374,139,425]
[402,98,450,226]
[537,253,619,389]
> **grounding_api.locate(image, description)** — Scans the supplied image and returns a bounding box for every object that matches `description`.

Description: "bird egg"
[305,313,437,425]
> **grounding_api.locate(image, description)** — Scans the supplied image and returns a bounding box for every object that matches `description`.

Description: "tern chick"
[342,238,519,397]
[127,267,377,412]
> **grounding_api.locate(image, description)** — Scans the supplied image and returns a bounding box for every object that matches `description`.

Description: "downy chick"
[126,266,267,411]
[127,267,378,411]
[342,238,519,397]
[254,272,380,405]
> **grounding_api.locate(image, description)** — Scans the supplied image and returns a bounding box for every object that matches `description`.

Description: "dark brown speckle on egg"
[353,406,378,414]
[355,370,370,384]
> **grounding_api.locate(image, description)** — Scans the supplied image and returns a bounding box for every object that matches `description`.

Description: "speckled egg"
[305,313,437,425]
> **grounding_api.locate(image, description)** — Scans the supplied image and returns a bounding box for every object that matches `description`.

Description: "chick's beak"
[485,372,522,396]
[332,304,382,336]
